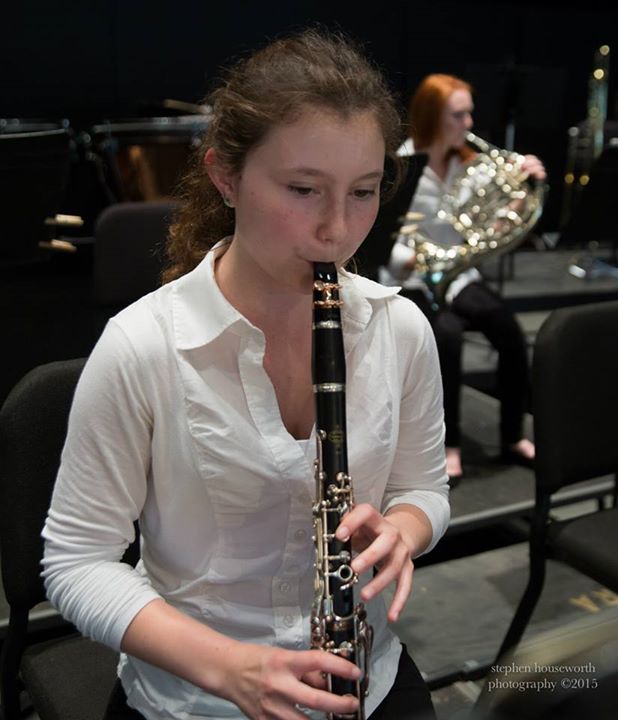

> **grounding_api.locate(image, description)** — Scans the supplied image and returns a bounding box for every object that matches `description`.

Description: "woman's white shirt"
[42,242,449,719]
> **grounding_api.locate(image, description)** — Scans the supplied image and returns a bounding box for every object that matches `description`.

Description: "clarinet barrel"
[311,262,372,720]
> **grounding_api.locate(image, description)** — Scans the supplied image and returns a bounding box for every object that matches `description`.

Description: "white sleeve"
[42,319,161,651]
[380,300,450,555]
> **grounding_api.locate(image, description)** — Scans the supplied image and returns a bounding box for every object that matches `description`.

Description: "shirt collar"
[424,154,462,187]
[172,239,250,350]
[323,269,401,350]
[171,241,401,351]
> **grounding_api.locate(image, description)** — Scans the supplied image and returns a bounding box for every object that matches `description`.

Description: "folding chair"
[0,359,120,720]
[496,299,618,659]
[472,300,618,720]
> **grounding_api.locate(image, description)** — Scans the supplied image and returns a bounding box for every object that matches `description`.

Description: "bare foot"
[445,446,463,478]
[508,438,535,460]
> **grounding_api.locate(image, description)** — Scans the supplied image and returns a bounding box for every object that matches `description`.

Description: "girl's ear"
[204,147,238,205]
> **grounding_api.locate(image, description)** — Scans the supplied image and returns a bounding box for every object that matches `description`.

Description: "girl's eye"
[288,185,314,196]
[353,189,377,199]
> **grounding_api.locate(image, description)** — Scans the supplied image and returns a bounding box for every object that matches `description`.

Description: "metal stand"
[568,240,618,280]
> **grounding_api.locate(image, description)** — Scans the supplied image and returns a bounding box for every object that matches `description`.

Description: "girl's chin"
[306,251,349,265]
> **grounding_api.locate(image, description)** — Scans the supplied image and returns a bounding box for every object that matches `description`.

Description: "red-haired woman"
[387,74,546,483]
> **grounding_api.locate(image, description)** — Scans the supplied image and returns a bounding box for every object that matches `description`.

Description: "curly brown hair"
[162,28,404,283]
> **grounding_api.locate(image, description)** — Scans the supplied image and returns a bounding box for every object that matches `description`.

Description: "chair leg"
[495,497,550,661]
[0,608,29,720]
[496,553,546,660]
[495,498,550,662]
[474,503,549,718]
[473,557,546,718]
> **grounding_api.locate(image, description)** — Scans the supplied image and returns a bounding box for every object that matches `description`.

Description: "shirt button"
[283,615,294,628]
[279,582,291,594]
[295,529,307,541]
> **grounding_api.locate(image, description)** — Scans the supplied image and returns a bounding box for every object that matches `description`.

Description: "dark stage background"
[3,0,617,233]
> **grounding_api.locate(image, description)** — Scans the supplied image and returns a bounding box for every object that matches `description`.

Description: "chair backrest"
[533,299,618,495]
[0,128,72,256]
[0,359,87,612]
[355,152,428,280]
[93,200,178,307]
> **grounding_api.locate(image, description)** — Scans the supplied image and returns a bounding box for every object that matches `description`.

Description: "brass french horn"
[397,132,547,305]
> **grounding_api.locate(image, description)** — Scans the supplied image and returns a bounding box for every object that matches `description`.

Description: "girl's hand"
[336,503,416,622]
[224,644,361,720]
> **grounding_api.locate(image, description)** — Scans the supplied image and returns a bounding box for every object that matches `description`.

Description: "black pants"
[409,282,529,448]
[371,644,436,720]
[104,644,435,719]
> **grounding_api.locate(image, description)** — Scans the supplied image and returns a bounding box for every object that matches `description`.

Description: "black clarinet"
[311,262,372,720]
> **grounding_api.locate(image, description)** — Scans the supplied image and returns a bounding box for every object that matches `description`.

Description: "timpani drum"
[0,118,71,134]
[88,115,211,203]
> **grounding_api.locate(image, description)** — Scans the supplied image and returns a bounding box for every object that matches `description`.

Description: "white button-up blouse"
[42,242,449,719]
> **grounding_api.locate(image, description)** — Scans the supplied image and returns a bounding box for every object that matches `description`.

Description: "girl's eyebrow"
[285,167,384,181]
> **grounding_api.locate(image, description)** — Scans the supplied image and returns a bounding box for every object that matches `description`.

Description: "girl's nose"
[318,197,347,244]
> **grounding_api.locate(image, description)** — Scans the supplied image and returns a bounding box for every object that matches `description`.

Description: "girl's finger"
[387,560,414,621]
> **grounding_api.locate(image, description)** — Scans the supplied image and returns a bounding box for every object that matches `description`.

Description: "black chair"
[0,359,120,720]
[478,300,618,681]
[355,152,428,281]
[0,128,73,261]
[93,200,179,309]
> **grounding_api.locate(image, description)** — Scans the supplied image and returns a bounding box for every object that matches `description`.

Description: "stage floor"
[483,247,618,312]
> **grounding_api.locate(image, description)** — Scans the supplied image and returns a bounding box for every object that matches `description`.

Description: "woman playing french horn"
[386,74,546,483]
